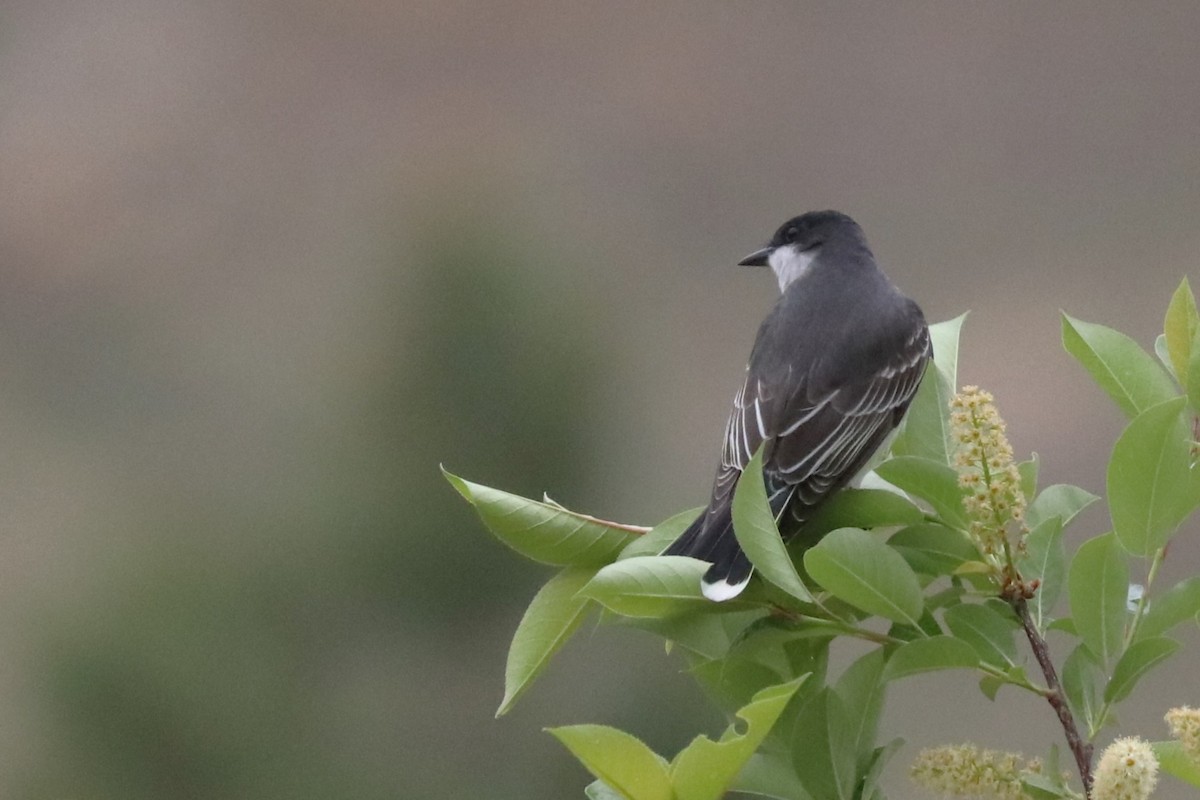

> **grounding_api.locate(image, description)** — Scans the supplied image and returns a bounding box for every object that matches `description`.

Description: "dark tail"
[664,474,796,601]
[663,506,753,601]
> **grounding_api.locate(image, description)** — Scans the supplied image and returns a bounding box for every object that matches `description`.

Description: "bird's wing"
[766,321,931,520]
[715,375,794,513]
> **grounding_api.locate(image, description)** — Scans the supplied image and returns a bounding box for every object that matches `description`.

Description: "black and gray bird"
[664,211,931,601]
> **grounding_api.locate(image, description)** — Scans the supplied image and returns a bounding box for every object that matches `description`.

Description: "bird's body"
[664,211,931,601]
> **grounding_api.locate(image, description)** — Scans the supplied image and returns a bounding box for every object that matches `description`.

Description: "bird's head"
[739,210,867,292]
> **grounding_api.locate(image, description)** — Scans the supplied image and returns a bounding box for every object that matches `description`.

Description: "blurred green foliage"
[16,218,707,799]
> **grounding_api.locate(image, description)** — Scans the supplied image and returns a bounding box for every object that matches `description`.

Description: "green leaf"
[498,567,596,716]
[690,656,790,716]
[1021,773,1073,800]
[833,650,887,774]
[1107,397,1192,556]
[1061,644,1102,733]
[584,781,626,800]
[1185,326,1200,410]
[732,446,814,602]
[1164,276,1199,387]
[882,635,978,681]
[621,609,766,661]
[1103,636,1180,704]
[670,677,807,800]
[978,673,1005,702]
[892,314,966,463]
[892,358,955,464]
[444,468,642,565]
[731,753,813,800]
[874,457,969,530]
[1155,334,1177,380]
[580,556,743,618]
[887,523,979,576]
[803,528,924,625]
[929,313,967,390]
[944,603,1019,667]
[859,739,904,800]
[1020,516,1065,630]
[1153,740,1200,789]
[802,488,924,538]
[1021,746,1075,800]
[619,507,704,560]
[786,689,854,800]
[1139,575,1200,639]
[548,725,671,800]
[1068,533,1129,665]
[822,691,859,800]
[1061,313,1177,418]
[1017,454,1039,501]
[1026,484,1100,530]
[1188,328,1200,411]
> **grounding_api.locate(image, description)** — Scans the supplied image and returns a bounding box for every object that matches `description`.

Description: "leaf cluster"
[444,280,1200,799]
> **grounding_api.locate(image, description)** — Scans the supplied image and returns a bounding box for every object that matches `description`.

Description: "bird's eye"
[783,226,799,243]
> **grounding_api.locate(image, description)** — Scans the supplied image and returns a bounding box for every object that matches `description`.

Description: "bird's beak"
[738,246,773,267]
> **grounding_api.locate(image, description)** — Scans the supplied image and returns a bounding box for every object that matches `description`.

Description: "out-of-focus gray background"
[1,2,1198,798]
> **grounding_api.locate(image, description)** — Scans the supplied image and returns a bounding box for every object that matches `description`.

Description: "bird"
[663,210,932,601]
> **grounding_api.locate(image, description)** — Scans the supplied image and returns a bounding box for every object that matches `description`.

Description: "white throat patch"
[768,245,816,292]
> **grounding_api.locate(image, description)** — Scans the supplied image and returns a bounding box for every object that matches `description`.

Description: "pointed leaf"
[979,673,1005,702]
[444,468,643,565]
[732,446,813,602]
[580,556,742,618]
[1189,327,1200,411]
[622,609,765,660]
[929,313,967,390]
[670,677,807,800]
[874,457,969,530]
[548,725,671,800]
[786,689,853,800]
[1153,740,1200,789]
[888,523,979,576]
[1017,454,1039,501]
[1107,397,1192,556]
[882,635,978,681]
[944,603,1019,667]
[1026,484,1100,530]
[1155,334,1176,380]
[1103,636,1180,704]
[803,528,923,625]
[498,567,596,715]
[1020,773,1072,800]
[1068,533,1129,665]
[1139,575,1200,639]
[1021,516,1065,630]
[1061,644,1102,733]
[892,314,966,462]
[1061,313,1177,418]
[619,507,704,560]
[1164,276,1199,387]
[732,752,813,800]
[893,358,955,464]
[585,781,627,800]
[833,650,887,774]
[822,691,859,800]
[859,739,905,800]
[802,488,924,538]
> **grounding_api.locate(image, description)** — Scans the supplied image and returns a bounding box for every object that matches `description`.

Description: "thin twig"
[1011,597,1093,797]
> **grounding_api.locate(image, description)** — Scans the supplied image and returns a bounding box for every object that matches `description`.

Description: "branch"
[1011,597,1093,797]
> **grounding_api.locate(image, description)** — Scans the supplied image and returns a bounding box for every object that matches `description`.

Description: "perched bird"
[664,211,931,601]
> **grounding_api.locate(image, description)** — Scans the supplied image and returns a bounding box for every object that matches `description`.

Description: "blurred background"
[1,2,1198,798]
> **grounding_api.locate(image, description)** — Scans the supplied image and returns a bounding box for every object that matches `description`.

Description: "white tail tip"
[701,576,750,602]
